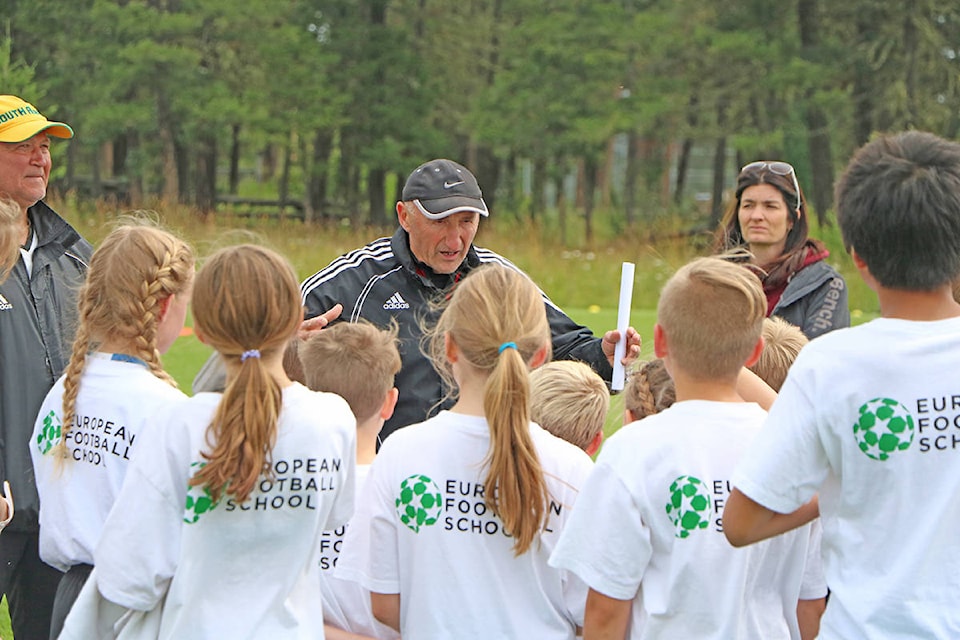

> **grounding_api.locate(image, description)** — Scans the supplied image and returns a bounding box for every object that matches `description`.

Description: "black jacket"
[0,202,92,532]
[299,228,612,441]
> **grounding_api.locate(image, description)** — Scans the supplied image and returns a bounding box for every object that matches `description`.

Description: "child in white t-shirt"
[530,360,609,456]
[335,264,594,639]
[550,256,819,639]
[30,223,194,639]
[299,320,402,640]
[65,244,357,640]
[724,131,960,639]
[0,198,19,536]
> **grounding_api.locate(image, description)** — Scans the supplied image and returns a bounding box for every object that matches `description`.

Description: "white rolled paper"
[611,261,635,391]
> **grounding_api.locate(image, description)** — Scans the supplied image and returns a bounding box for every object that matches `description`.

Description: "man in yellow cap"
[0,95,92,639]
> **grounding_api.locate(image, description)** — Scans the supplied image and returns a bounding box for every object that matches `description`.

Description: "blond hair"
[623,358,676,420]
[56,223,194,460]
[658,257,766,380]
[428,264,552,555]
[748,316,808,392]
[530,361,609,451]
[189,245,302,504]
[0,197,20,283]
[300,320,401,422]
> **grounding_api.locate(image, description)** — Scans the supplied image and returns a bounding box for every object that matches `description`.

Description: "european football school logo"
[383,292,410,310]
[395,474,443,533]
[853,397,915,461]
[36,410,62,455]
[665,475,712,538]
[184,461,222,524]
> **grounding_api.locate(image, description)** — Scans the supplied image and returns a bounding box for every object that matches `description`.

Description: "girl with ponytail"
[30,222,194,638]
[82,245,356,639]
[336,264,594,638]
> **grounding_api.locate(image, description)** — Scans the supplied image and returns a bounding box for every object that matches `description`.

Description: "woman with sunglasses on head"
[715,161,849,339]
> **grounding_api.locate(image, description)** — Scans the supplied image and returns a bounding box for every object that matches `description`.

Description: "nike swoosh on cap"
[443,180,465,188]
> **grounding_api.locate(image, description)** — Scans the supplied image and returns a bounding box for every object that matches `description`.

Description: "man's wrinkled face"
[0,133,52,211]
[398,203,479,274]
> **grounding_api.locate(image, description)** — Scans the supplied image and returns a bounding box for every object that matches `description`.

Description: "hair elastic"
[241,349,261,362]
[498,341,517,354]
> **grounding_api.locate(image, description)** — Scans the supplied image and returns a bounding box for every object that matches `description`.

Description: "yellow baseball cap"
[0,95,73,143]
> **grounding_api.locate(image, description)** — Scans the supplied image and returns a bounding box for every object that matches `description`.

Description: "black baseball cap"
[401,159,489,219]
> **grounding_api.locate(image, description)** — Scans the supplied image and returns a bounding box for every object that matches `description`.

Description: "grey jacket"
[0,202,92,533]
[772,259,849,339]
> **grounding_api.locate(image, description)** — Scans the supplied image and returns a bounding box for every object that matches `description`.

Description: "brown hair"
[714,163,825,290]
[300,320,401,422]
[623,358,676,420]
[0,197,18,283]
[189,245,302,504]
[57,222,194,460]
[530,361,609,451]
[748,316,808,392]
[658,257,766,380]
[428,264,552,555]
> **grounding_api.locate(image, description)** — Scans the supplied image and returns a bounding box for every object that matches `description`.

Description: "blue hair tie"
[498,342,517,354]
[241,349,261,362]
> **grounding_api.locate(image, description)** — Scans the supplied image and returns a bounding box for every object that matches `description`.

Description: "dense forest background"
[3,0,959,240]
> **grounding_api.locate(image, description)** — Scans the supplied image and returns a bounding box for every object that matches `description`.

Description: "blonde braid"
[635,367,659,420]
[131,253,179,388]
[54,318,94,464]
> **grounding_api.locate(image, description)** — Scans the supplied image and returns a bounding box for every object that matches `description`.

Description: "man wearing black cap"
[0,95,92,639]
[296,159,639,442]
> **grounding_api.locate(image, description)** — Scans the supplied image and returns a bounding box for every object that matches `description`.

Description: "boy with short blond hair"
[724,131,960,638]
[550,257,821,638]
[530,360,609,455]
[299,320,402,640]
[748,317,808,392]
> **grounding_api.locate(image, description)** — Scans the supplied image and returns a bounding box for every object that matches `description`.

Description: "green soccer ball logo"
[395,474,442,533]
[665,475,712,538]
[853,397,915,461]
[36,410,62,455]
[183,461,222,524]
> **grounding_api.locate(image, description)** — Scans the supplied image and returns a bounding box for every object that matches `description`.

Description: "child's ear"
[744,336,766,368]
[585,430,604,457]
[653,324,668,358]
[380,387,399,421]
[193,325,208,345]
[529,344,550,369]
[850,248,879,292]
[444,332,458,364]
[157,295,172,323]
[624,408,636,425]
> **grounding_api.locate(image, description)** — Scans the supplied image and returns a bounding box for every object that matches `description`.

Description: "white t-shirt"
[320,464,399,639]
[93,382,356,640]
[732,317,960,639]
[335,410,593,639]
[550,400,815,639]
[30,353,187,571]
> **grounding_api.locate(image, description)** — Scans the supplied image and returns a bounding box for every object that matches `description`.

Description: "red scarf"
[763,247,829,316]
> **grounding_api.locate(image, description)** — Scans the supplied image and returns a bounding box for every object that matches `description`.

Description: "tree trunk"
[367,167,386,226]
[309,129,332,222]
[625,130,640,227]
[278,136,292,220]
[195,132,217,213]
[798,0,835,226]
[709,105,727,230]
[228,123,241,195]
[156,92,179,204]
[583,155,598,244]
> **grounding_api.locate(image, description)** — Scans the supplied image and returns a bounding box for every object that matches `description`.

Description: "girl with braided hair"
[72,244,356,639]
[29,222,194,638]
[336,264,594,638]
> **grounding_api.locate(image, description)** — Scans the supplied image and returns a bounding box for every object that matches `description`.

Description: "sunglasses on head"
[740,161,801,214]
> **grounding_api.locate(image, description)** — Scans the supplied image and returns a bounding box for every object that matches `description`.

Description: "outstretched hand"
[297,303,343,342]
[601,326,641,369]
